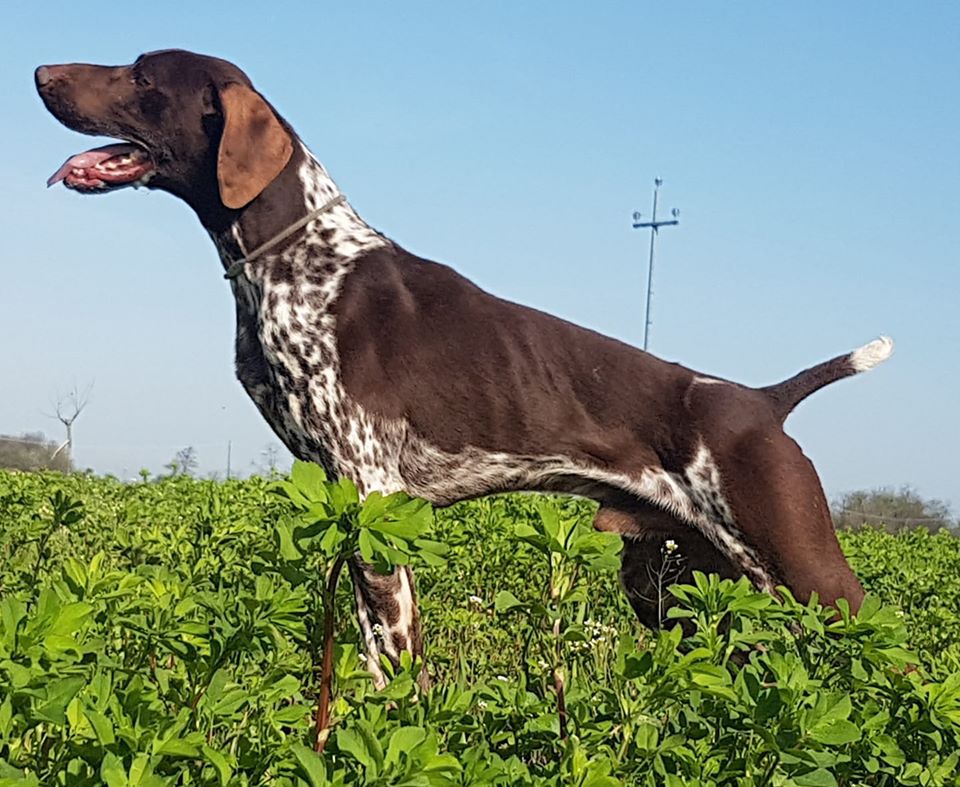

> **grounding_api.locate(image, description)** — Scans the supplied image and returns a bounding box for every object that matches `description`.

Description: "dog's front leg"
[349,560,428,690]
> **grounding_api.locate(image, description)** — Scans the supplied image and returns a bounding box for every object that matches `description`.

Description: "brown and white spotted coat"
[36,50,893,687]
[212,146,421,684]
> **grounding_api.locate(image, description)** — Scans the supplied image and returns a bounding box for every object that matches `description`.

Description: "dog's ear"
[217,82,293,210]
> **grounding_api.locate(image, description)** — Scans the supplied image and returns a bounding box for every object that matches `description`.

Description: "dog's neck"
[209,142,389,284]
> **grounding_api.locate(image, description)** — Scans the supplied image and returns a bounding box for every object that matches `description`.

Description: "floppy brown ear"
[217,82,293,209]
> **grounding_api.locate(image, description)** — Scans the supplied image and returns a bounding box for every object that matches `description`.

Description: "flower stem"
[315,553,346,753]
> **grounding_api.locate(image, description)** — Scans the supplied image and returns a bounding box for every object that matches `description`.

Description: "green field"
[2,469,959,786]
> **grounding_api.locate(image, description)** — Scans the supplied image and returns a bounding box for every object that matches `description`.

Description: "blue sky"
[2,2,957,508]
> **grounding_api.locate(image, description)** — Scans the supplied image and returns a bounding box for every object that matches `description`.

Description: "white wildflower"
[664,539,678,554]
[468,594,484,606]
[496,675,509,682]
[358,653,367,663]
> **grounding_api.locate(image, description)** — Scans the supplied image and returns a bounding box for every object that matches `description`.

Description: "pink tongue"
[46,143,142,187]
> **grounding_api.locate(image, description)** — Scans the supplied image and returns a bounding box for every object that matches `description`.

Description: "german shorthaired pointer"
[36,50,892,685]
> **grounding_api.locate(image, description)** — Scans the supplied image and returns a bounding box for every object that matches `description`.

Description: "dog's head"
[36,49,293,223]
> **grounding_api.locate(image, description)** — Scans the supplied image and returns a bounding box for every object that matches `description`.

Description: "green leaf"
[337,727,374,769]
[276,520,303,561]
[359,491,388,524]
[276,480,308,508]
[418,550,447,567]
[319,523,344,554]
[85,708,115,745]
[154,736,201,758]
[412,538,448,555]
[290,461,330,503]
[806,694,860,745]
[352,720,385,770]
[0,696,12,737]
[0,598,26,645]
[635,723,659,752]
[100,753,128,787]
[494,590,527,614]
[33,676,86,725]
[290,743,327,787]
[562,625,588,642]
[47,601,94,638]
[793,768,838,787]
[385,725,427,768]
[358,529,375,563]
[331,477,360,508]
[933,750,959,782]
[513,522,546,553]
[366,515,426,544]
[127,754,151,786]
[583,777,621,787]
[201,745,233,786]
[809,719,861,746]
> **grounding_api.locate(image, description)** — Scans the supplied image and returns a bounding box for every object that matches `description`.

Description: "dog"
[36,49,892,685]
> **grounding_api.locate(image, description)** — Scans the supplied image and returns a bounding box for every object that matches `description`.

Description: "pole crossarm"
[632,219,679,230]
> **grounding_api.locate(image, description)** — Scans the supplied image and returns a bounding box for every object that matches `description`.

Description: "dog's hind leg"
[669,381,866,612]
[705,429,865,611]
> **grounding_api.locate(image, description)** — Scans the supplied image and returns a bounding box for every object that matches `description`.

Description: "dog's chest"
[229,257,404,495]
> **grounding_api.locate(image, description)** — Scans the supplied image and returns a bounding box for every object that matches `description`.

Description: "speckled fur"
[213,146,414,686]
[214,146,392,486]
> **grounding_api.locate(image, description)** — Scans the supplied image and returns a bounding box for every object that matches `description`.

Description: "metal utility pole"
[632,178,679,351]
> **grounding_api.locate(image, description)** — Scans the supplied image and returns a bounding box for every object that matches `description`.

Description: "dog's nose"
[35,65,68,89]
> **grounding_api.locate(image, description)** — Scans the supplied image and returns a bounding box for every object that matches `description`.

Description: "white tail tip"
[850,336,894,372]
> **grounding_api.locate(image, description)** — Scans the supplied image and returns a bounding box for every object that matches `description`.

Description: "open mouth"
[46,142,155,192]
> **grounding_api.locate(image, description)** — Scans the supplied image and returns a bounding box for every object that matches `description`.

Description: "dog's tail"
[761,336,894,422]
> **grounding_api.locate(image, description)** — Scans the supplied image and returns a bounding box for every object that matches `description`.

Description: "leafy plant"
[269,461,447,751]
[495,498,621,739]
[1,468,959,785]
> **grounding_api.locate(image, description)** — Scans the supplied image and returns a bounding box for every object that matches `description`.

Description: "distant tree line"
[832,486,956,534]
[0,433,71,472]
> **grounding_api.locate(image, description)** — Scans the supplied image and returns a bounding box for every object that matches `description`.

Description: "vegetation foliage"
[1,468,959,785]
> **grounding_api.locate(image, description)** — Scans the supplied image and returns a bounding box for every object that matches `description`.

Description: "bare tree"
[166,446,199,477]
[46,382,93,464]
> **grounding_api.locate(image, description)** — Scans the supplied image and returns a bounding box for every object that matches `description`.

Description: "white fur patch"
[398,434,774,591]
[692,375,727,386]
[297,145,387,261]
[387,567,416,655]
[849,336,894,372]
[682,445,773,590]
